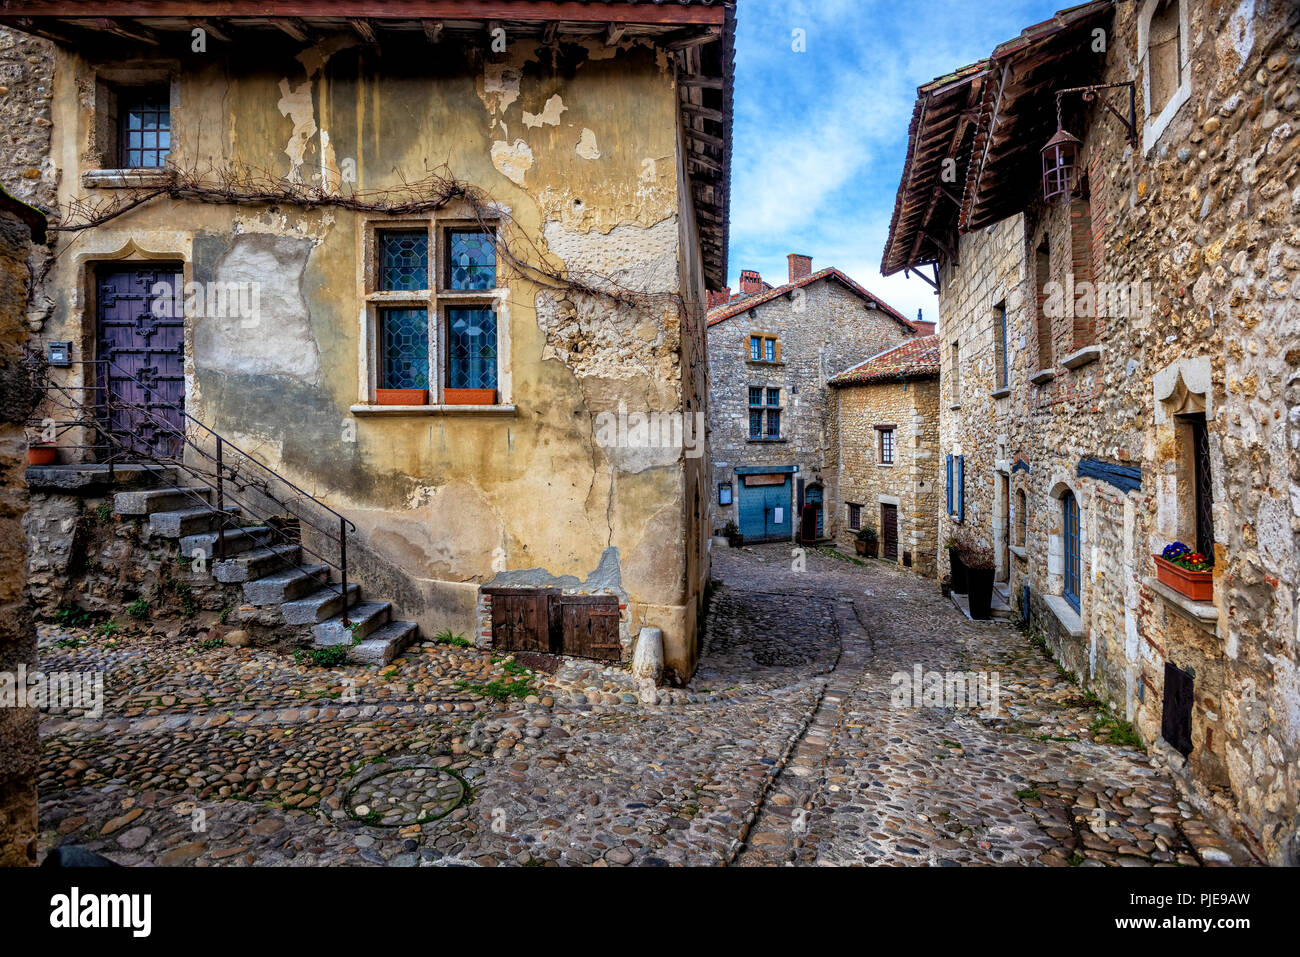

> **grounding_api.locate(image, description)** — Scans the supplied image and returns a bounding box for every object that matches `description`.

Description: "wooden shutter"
[957,455,965,522]
[486,588,558,654]
[946,454,954,515]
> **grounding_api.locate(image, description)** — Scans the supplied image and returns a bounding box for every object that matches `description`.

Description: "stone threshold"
[949,589,1012,621]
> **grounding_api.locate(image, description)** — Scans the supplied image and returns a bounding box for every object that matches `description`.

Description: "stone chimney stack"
[913,309,936,336]
[787,254,813,283]
[739,269,763,296]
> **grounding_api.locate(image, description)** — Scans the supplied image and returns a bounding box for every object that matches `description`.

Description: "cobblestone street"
[36,544,1253,867]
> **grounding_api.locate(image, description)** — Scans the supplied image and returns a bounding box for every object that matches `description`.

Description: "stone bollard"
[632,627,663,706]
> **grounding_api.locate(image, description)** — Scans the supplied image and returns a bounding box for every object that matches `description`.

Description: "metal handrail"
[29,357,354,624]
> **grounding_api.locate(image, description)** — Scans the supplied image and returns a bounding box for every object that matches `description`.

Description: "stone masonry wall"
[831,377,940,577]
[936,0,1299,863]
[708,276,917,540]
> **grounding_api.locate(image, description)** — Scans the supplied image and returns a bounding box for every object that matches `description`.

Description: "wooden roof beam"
[95,17,161,44]
[422,20,443,43]
[349,18,378,44]
[605,22,626,45]
[274,18,310,42]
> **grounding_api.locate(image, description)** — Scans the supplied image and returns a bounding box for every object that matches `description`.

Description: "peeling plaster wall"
[34,36,708,677]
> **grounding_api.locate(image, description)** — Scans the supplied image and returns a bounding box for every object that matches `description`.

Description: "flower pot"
[443,388,497,406]
[27,444,57,466]
[375,388,428,406]
[854,539,867,556]
[726,533,743,548]
[949,547,968,594]
[966,565,995,619]
[1153,555,1213,602]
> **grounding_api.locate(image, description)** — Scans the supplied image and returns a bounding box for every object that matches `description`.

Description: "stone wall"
[830,376,940,577]
[708,275,917,540]
[0,198,40,866]
[934,0,1299,863]
[0,27,55,209]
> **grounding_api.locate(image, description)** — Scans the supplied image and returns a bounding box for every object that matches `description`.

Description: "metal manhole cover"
[346,766,467,827]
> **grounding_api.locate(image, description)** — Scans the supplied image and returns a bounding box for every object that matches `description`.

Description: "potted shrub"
[375,388,428,406]
[947,535,968,594]
[940,574,952,598]
[855,526,878,558]
[1154,542,1213,602]
[961,542,996,619]
[724,519,743,548]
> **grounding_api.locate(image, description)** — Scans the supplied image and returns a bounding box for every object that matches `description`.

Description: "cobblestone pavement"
[35,544,1253,866]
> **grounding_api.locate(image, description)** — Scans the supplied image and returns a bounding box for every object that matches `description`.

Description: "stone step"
[113,485,213,517]
[179,525,276,561]
[26,463,176,492]
[212,544,303,584]
[242,565,331,605]
[148,505,240,538]
[348,620,418,666]
[312,601,391,647]
[281,583,360,626]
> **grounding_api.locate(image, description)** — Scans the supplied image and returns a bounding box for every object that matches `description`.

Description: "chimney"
[706,287,732,310]
[913,309,936,336]
[787,254,813,283]
[739,269,763,296]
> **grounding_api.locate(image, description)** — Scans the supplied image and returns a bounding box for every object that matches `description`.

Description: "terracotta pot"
[443,388,497,406]
[27,444,57,466]
[1154,554,1213,602]
[375,389,428,406]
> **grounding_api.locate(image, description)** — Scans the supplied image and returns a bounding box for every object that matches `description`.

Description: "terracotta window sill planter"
[27,445,57,466]
[443,388,497,406]
[375,389,428,406]
[1153,555,1213,602]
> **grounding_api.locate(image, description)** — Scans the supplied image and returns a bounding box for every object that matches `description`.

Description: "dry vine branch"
[48,163,686,318]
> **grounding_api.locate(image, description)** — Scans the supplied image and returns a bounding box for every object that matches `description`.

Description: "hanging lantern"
[1041,124,1082,204]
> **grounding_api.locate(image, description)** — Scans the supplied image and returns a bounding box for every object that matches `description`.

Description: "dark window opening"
[1189,412,1214,565]
[118,86,171,169]
[1063,491,1081,612]
[879,427,895,465]
[1161,661,1194,757]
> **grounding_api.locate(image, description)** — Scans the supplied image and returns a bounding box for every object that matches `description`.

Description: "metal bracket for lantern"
[1042,82,1137,203]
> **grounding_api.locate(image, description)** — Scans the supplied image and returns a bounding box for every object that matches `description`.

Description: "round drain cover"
[346,766,466,827]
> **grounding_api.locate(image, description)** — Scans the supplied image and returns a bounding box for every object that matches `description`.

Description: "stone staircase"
[110,471,417,665]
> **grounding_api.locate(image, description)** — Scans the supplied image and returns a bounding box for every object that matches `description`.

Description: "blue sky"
[727,0,1068,325]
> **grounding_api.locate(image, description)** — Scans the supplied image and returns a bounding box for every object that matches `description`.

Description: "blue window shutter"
[957,455,965,522]
[946,455,956,514]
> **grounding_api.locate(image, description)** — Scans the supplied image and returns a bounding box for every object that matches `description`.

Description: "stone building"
[707,257,918,544]
[882,0,1299,863]
[4,2,737,683]
[0,186,46,866]
[827,336,940,577]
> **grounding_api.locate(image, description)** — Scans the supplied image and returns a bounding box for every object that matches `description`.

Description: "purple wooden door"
[96,266,186,460]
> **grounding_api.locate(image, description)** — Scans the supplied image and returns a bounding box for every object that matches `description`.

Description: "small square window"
[766,388,780,407]
[380,308,429,389]
[446,229,497,290]
[118,86,170,169]
[748,386,763,407]
[848,503,862,530]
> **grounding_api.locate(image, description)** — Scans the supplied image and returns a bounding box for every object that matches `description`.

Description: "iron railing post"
[215,437,226,562]
[339,516,349,627]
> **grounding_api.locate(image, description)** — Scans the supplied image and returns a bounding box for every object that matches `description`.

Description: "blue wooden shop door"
[738,476,791,542]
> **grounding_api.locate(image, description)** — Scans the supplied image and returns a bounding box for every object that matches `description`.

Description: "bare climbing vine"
[45,162,686,318]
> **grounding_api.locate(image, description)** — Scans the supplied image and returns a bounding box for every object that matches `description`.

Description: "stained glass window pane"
[380,308,429,389]
[447,230,497,290]
[379,231,429,291]
[447,307,498,389]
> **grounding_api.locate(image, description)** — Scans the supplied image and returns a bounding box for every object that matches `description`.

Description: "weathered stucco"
[31,33,711,677]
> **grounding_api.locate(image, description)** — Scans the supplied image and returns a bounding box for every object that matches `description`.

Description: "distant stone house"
[5,2,738,683]
[706,257,918,545]
[881,0,1299,863]
[827,336,940,577]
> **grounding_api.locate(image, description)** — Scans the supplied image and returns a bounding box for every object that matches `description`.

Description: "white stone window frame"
[352,211,512,416]
[1138,0,1192,154]
[1044,475,1086,638]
